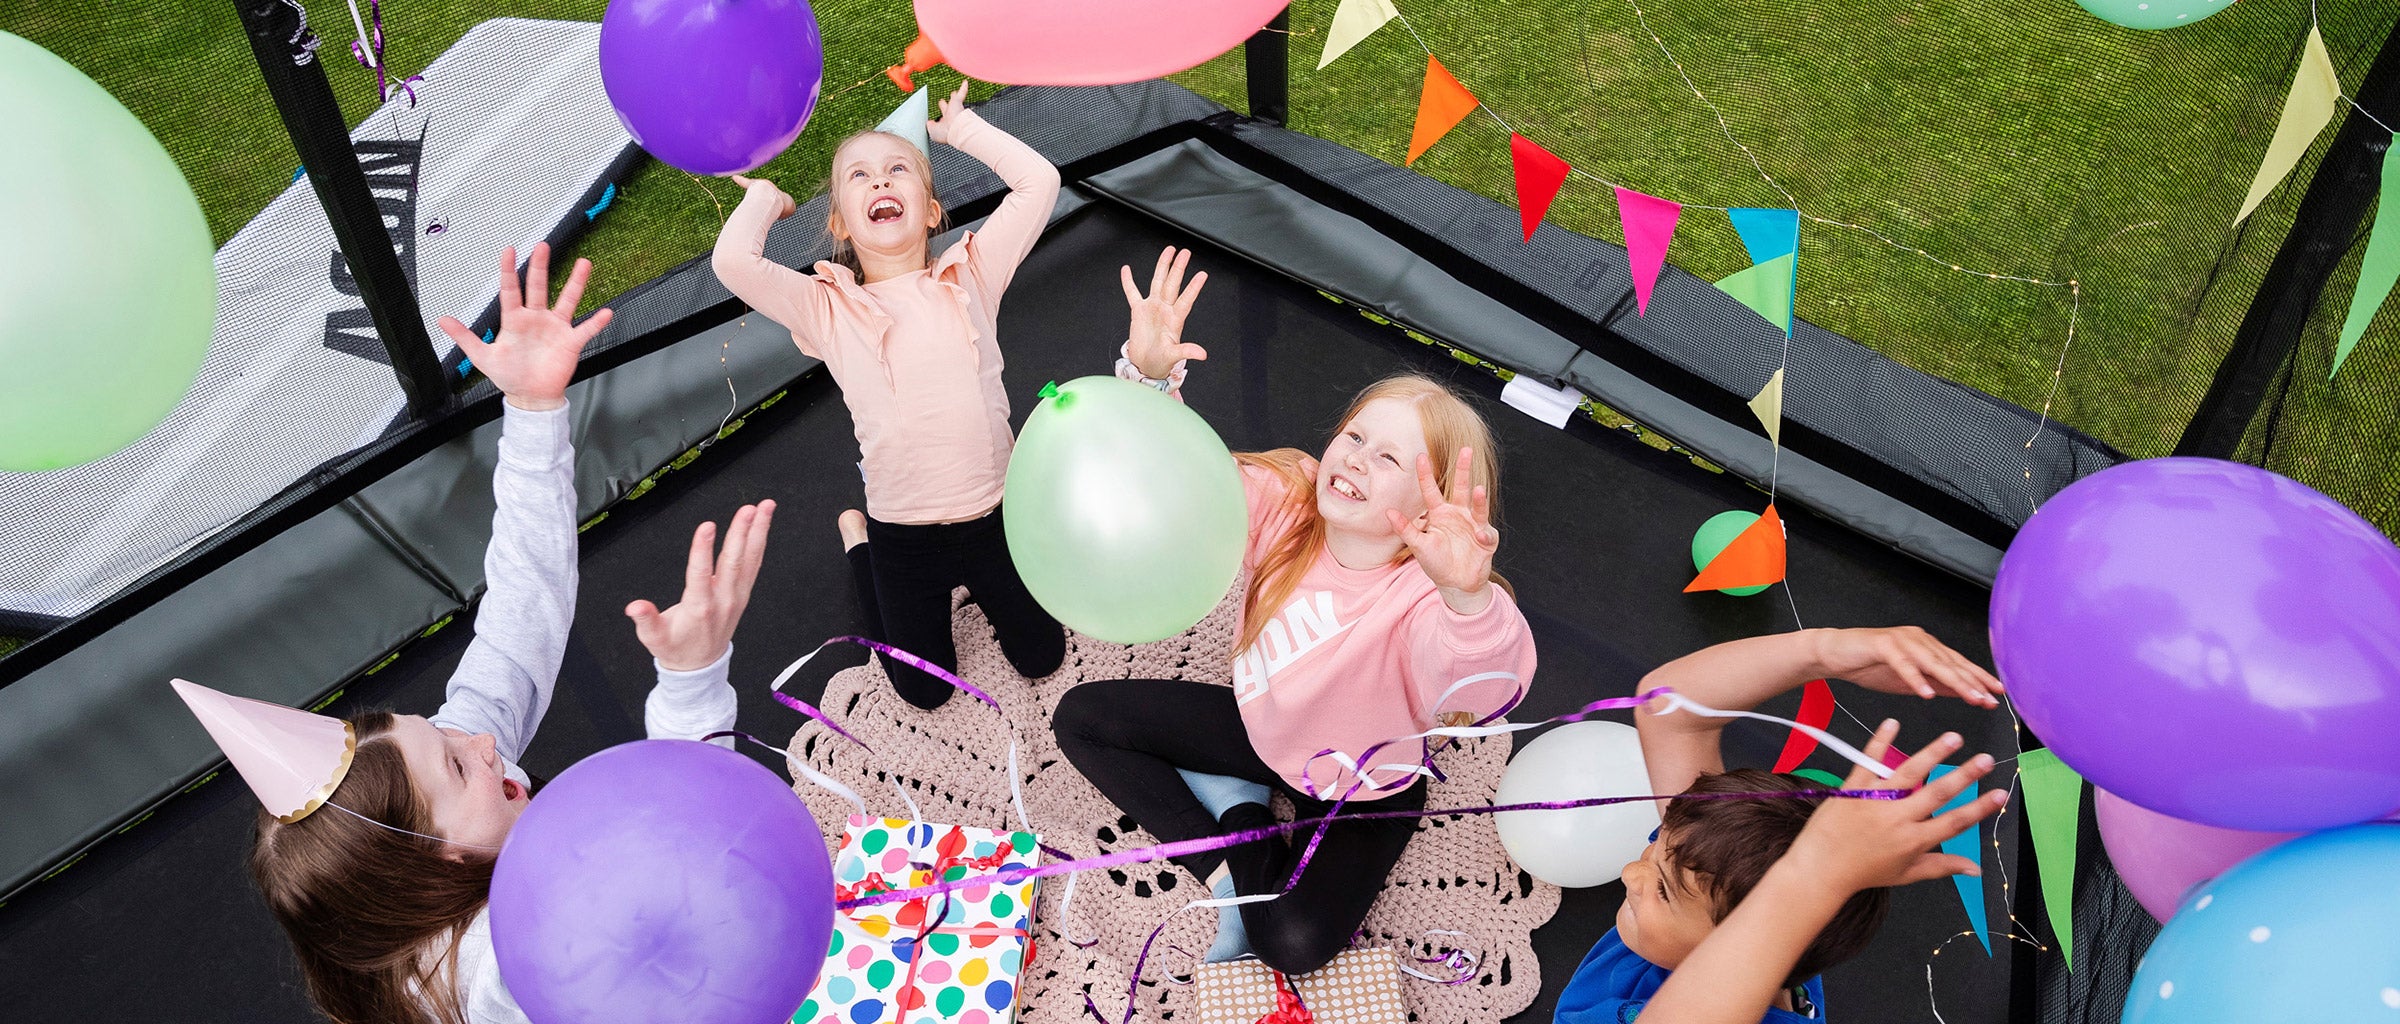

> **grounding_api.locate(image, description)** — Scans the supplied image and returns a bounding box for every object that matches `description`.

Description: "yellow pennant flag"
[1749,367,1785,446]
[1319,0,1400,70]
[2235,26,2342,225]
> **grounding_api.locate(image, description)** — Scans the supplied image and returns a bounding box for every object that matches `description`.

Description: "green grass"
[4,0,2395,534]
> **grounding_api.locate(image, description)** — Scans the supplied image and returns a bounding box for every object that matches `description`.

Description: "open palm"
[1389,447,1497,594]
[436,243,612,410]
[1121,245,1209,378]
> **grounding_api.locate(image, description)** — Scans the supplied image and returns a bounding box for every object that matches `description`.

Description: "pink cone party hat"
[170,679,356,823]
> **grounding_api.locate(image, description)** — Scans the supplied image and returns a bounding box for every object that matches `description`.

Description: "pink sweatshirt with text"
[711,110,1060,524]
[1231,464,1537,800]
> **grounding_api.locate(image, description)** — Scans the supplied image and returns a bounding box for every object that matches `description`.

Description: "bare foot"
[837,509,868,551]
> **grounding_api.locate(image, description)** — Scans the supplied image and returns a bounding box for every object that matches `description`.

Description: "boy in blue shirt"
[1556,627,2012,1023]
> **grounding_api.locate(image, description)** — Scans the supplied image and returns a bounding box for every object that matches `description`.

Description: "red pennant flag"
[1684,504,1785,593]
[1772,678,1835,772]
[1407,55,1478,166]
[1614,187,1682,316]
[1510,134,1571,241]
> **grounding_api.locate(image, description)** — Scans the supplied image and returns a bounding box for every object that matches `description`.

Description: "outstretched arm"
[712,175,832,357]
[1118,246,1210,398]
[1637,723,2009,1023]
[429,245,611,761]
[629,500,777,746]
[1635,627,2003,801]
[930,82,1061,297]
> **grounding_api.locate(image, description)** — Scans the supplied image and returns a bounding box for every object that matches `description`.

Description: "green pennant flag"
[2017,748,2084,969]
[1714,253,1796,335]
[2332,139,2400,378]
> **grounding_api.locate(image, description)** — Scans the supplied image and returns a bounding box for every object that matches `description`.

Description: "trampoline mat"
[0,198,2019,1023]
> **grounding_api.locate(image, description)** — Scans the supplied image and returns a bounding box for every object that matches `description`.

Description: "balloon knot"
[1038,381,1059,400]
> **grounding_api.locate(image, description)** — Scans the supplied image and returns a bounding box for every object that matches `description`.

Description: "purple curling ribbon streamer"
[346,0,424,106]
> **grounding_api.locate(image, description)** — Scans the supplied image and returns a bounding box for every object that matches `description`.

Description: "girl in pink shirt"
[713,83,1065,708]
[1054,249,1538,975]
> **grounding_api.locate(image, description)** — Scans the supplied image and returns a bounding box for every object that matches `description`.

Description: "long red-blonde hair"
[1232,375,1507,655]
[249,711,495,1024]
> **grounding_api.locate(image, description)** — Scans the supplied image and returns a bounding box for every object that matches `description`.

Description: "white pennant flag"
[1319,0,1401,70]
[1749,367,1784,447]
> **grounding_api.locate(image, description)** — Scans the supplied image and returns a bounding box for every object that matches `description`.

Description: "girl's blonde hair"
[1232,374,1508,655]
[250,711,494,1024]
[824,129,949,278]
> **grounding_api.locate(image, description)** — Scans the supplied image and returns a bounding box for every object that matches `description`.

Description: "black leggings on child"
[1051,678,1425,976]
[845,506,1066,709]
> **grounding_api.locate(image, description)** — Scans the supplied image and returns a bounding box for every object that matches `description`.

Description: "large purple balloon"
[490,740,833,1024]
[2095,788,2300,923]
[599,0,825,175]
[1991,458,2400,831]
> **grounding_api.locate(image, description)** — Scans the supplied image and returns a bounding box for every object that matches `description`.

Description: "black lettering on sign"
[320,138,423,366]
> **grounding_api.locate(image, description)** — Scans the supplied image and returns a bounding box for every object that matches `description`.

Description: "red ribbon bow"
[1255,974,1315,1024]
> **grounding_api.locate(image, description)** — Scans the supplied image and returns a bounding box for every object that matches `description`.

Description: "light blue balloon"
[2122,823,2400,1023]
[2073,0,2238,31]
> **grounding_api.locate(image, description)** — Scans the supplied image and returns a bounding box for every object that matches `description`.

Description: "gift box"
[796,816,1040,1024]
[1193,947,1408,1024]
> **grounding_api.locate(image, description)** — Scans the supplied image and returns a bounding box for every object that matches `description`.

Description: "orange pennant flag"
[1684,504,1786,593]
[1407,55,1478,166]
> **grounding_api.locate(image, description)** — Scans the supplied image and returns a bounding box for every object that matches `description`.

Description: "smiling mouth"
[502,778,525,802]
[867,197,904,224]
[1329,475,1365,501]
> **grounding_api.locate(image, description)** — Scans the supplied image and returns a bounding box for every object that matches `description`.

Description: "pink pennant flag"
[1615,187,1681,316]
[1511,134,1572,242]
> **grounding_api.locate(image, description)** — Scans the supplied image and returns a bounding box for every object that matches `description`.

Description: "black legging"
[1052,679,1426,976]
[846,507,1066,709]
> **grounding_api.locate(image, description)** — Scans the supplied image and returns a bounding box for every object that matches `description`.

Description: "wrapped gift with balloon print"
[796,816,1039,1024]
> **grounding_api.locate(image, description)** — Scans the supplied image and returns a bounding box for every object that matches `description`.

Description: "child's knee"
[1001,626,1066,679]
[889,663,956,710]
[1247,913,1347,977]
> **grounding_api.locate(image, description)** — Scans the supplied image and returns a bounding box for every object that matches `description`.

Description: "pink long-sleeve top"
[711,110,1061,524]
[1230,464,1538,800]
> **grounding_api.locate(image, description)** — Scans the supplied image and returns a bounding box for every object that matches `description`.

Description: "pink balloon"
[2095,788,2300,922]
[916,0,1290,85]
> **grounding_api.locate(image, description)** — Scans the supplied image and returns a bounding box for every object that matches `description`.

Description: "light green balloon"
[1692,510,1769,597]
[2072,0,2237,31]
[1003,377,1248,645]
[0,31,216,472]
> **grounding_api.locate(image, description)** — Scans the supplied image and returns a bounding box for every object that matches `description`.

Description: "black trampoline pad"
[0,198,2016,1024]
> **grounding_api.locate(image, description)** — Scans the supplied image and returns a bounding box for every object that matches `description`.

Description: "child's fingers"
[1172,270,1209,317]
[1415,453,1446,512]
[1844,719,1902,788]
[1177,343,1210,363]
[1471,484,1492,531]
[572,307,615,345]
[1120,265,1143,308]
[436,316,482,350]
[1165,248,1191,303]
[1449,446,1475,506]
[1148,246,1174,299]
[525,242,553,312]
[553,258,595,318]
[1885,731,1963,791]
[498,247,522,312]
[1898,852,1984,887]
[1904,748,1987,814]
[684,520,719,601]
[1925,779,2009,836]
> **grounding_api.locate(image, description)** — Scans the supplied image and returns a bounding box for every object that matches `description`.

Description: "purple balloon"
[1991,457,2400,831]
[599,0,825,175]
[2095,787,2300,922]
[490,740,833,1024]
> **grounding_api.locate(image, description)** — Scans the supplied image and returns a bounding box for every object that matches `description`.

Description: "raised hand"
[437,243,611,411]
[626,501,776,672]
[727,174,797,220]
[1786,720,2009,894]
[926,79,972,145]
[1389,447,1497,600]
[1120,246,1210,379]
[1816,626,2005,707]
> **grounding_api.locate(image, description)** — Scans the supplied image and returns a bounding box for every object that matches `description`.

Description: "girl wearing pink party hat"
[712,81,1066,710]
[173,246,781,1024]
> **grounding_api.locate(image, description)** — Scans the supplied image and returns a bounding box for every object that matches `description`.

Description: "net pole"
[1244,8,1291,126]
[2175,20,2400,459]
[232,0,455,422]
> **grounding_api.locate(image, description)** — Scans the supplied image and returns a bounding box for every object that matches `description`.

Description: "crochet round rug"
[785,588,1562,1023]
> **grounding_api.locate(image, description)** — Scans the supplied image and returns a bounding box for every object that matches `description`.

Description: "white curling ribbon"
[1650,691,1894,780]
[794,759,868,818]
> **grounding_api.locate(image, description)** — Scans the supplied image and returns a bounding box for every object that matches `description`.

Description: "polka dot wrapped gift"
[795,816,1040,1024]
[1193,947,1408,1024]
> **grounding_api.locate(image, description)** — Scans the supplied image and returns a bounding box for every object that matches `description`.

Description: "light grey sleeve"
[644,644,738,748]
[429,404,577,762]
[452,910,534,1024]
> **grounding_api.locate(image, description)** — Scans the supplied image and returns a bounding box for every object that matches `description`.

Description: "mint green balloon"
[1003,377,1247,644]
[0,31,216,471]
[2072,0,2237,31]
[1692,510,1769,597]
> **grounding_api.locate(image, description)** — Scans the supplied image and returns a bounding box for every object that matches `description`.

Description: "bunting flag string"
[1928,763,1993,956]
[1726,206,1800,265]
[1406,55,1478,166]
[1511,134,1572,241]
[1770,678,1834,773]
[1684,503,1785,593]
[1713,253,1797,335]
[2015,748,2084,970]
[1319,0,1400,71]
[2331,135,2400,377]
[1613,187,1681,316]
[2235,25,2342,226]
[1748,367,1785,447]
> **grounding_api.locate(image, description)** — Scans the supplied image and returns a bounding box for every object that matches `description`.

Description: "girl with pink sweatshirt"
[1053,249,1538,975]
[713,83,1065,708]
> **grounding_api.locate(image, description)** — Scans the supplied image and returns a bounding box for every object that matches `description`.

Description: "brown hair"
[1658,768,1892,988]
[1231,374,1508,655]
[249,711,495,1024]
[824,129,948,280]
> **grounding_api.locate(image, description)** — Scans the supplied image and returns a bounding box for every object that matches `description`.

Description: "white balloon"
[1494,721,1660,888]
